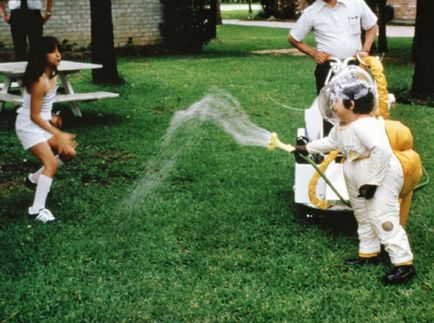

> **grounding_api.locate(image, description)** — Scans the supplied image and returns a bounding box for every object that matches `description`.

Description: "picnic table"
[0,60,119,117]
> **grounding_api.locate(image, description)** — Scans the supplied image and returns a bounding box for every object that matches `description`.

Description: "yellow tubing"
[308,150,339,209]
[362,56,390,119]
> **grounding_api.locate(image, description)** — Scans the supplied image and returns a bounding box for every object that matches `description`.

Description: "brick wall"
[0,0,162,49]
[388,0,416,22]
[297,0,416,23]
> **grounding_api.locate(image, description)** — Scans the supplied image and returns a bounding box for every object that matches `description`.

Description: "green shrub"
[160,0,215,53]
[260,0,299,19]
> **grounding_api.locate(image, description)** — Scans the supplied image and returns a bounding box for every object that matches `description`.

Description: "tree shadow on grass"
[142,49,278,61]
[0,185,33,223]
[54,106,125,130]
[0,106,19,131]
[0,104,125,131]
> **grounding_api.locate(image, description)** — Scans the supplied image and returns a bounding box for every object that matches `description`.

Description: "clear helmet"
[317,65,378,125]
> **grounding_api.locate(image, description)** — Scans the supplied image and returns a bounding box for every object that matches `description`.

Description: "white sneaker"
[28,208,57,223]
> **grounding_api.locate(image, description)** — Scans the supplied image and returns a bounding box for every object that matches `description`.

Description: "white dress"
[15,87,57,150]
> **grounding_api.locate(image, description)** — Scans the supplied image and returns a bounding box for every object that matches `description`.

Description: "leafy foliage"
[160,0,215,53]
[260,0,299,19]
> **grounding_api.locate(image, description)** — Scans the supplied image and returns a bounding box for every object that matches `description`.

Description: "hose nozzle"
[267,132,295,153]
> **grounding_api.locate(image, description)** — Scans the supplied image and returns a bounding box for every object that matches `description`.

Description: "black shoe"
[25,174,36,189]
[345,256,380,266]
[383,265,416,285]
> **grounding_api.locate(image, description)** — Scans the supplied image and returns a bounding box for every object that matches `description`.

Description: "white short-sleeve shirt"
[290,0,377,59]
[8,0,43,10]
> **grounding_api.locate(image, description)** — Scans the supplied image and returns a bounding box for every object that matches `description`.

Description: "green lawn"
[221,9,260,20]
[220,3,261,20]
[0,25,433,321]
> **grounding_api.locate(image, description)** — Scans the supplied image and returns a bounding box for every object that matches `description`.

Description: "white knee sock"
[29,156,64,184]
[29,174,53,214]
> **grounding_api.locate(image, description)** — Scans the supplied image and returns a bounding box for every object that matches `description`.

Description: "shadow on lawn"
[143,49,258,61]
[276,189,357,236]
[57,108,125,130]
[273,188,357,236]
[0,105,125,131]
[298,207,357,236]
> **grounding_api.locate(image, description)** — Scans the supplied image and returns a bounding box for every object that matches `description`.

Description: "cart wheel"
[294,203,312,219]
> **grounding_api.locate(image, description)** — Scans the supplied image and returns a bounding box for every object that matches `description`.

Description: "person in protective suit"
[295,66,417,284]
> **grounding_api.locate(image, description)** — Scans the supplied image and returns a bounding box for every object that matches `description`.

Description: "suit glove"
[358,184,378,199]
[292,144,308,156]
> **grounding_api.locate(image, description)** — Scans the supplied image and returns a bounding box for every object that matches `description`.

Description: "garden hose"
[414,165,430,191]
[267,133,350,208]
[300,152,351,208]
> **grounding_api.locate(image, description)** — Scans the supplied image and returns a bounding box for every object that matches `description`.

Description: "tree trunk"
[248,0,252,13]
[411,0,434,97]
[377,0,388,52]
[209,0,220,39]
[90,0,121,84]
[216,0,222,25]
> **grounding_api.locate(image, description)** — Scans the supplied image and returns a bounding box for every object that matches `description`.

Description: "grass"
[220,2,261,20]
[0,25,433,321]
[221,10,260,20]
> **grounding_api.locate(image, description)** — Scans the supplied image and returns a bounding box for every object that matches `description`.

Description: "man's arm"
[362,24,377,52]
[0,1,10,23]
[42,0,53,23]
[288,34,329,64]
[357,24,378,58]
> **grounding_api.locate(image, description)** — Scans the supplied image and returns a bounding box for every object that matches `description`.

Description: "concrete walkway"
[220,4,261,11]
[223,19,415,38]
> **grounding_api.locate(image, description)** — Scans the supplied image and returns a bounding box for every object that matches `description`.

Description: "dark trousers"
[314,61,332,95]
[314,62,333,135]
[9,10,43,61]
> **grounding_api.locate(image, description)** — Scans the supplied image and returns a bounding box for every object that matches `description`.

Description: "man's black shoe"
[344,256,380,265]
[383,265,416,285]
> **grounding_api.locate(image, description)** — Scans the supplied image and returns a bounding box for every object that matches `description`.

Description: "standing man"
[0,0,53,61]
[288,0,377,94]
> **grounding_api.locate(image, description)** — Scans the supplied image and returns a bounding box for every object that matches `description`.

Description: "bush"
[260,0,299,19]
[160,0,215,54]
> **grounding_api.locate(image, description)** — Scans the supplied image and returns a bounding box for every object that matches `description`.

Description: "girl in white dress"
[15,36,76,223]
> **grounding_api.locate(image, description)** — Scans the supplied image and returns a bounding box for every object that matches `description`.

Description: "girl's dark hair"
[22,36,62,91]
[342,92,375,114]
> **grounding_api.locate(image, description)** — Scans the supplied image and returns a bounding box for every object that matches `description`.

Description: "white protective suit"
[307,117,413,265]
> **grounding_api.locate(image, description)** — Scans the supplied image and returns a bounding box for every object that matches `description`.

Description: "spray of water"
[164,89,272,148]
[120,89,272,212]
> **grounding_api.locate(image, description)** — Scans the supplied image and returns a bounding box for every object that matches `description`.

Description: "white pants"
[344,155,413,265]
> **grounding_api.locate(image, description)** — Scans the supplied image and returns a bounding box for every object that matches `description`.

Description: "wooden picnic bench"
[0,91,119,105]
[0,60,119,117]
